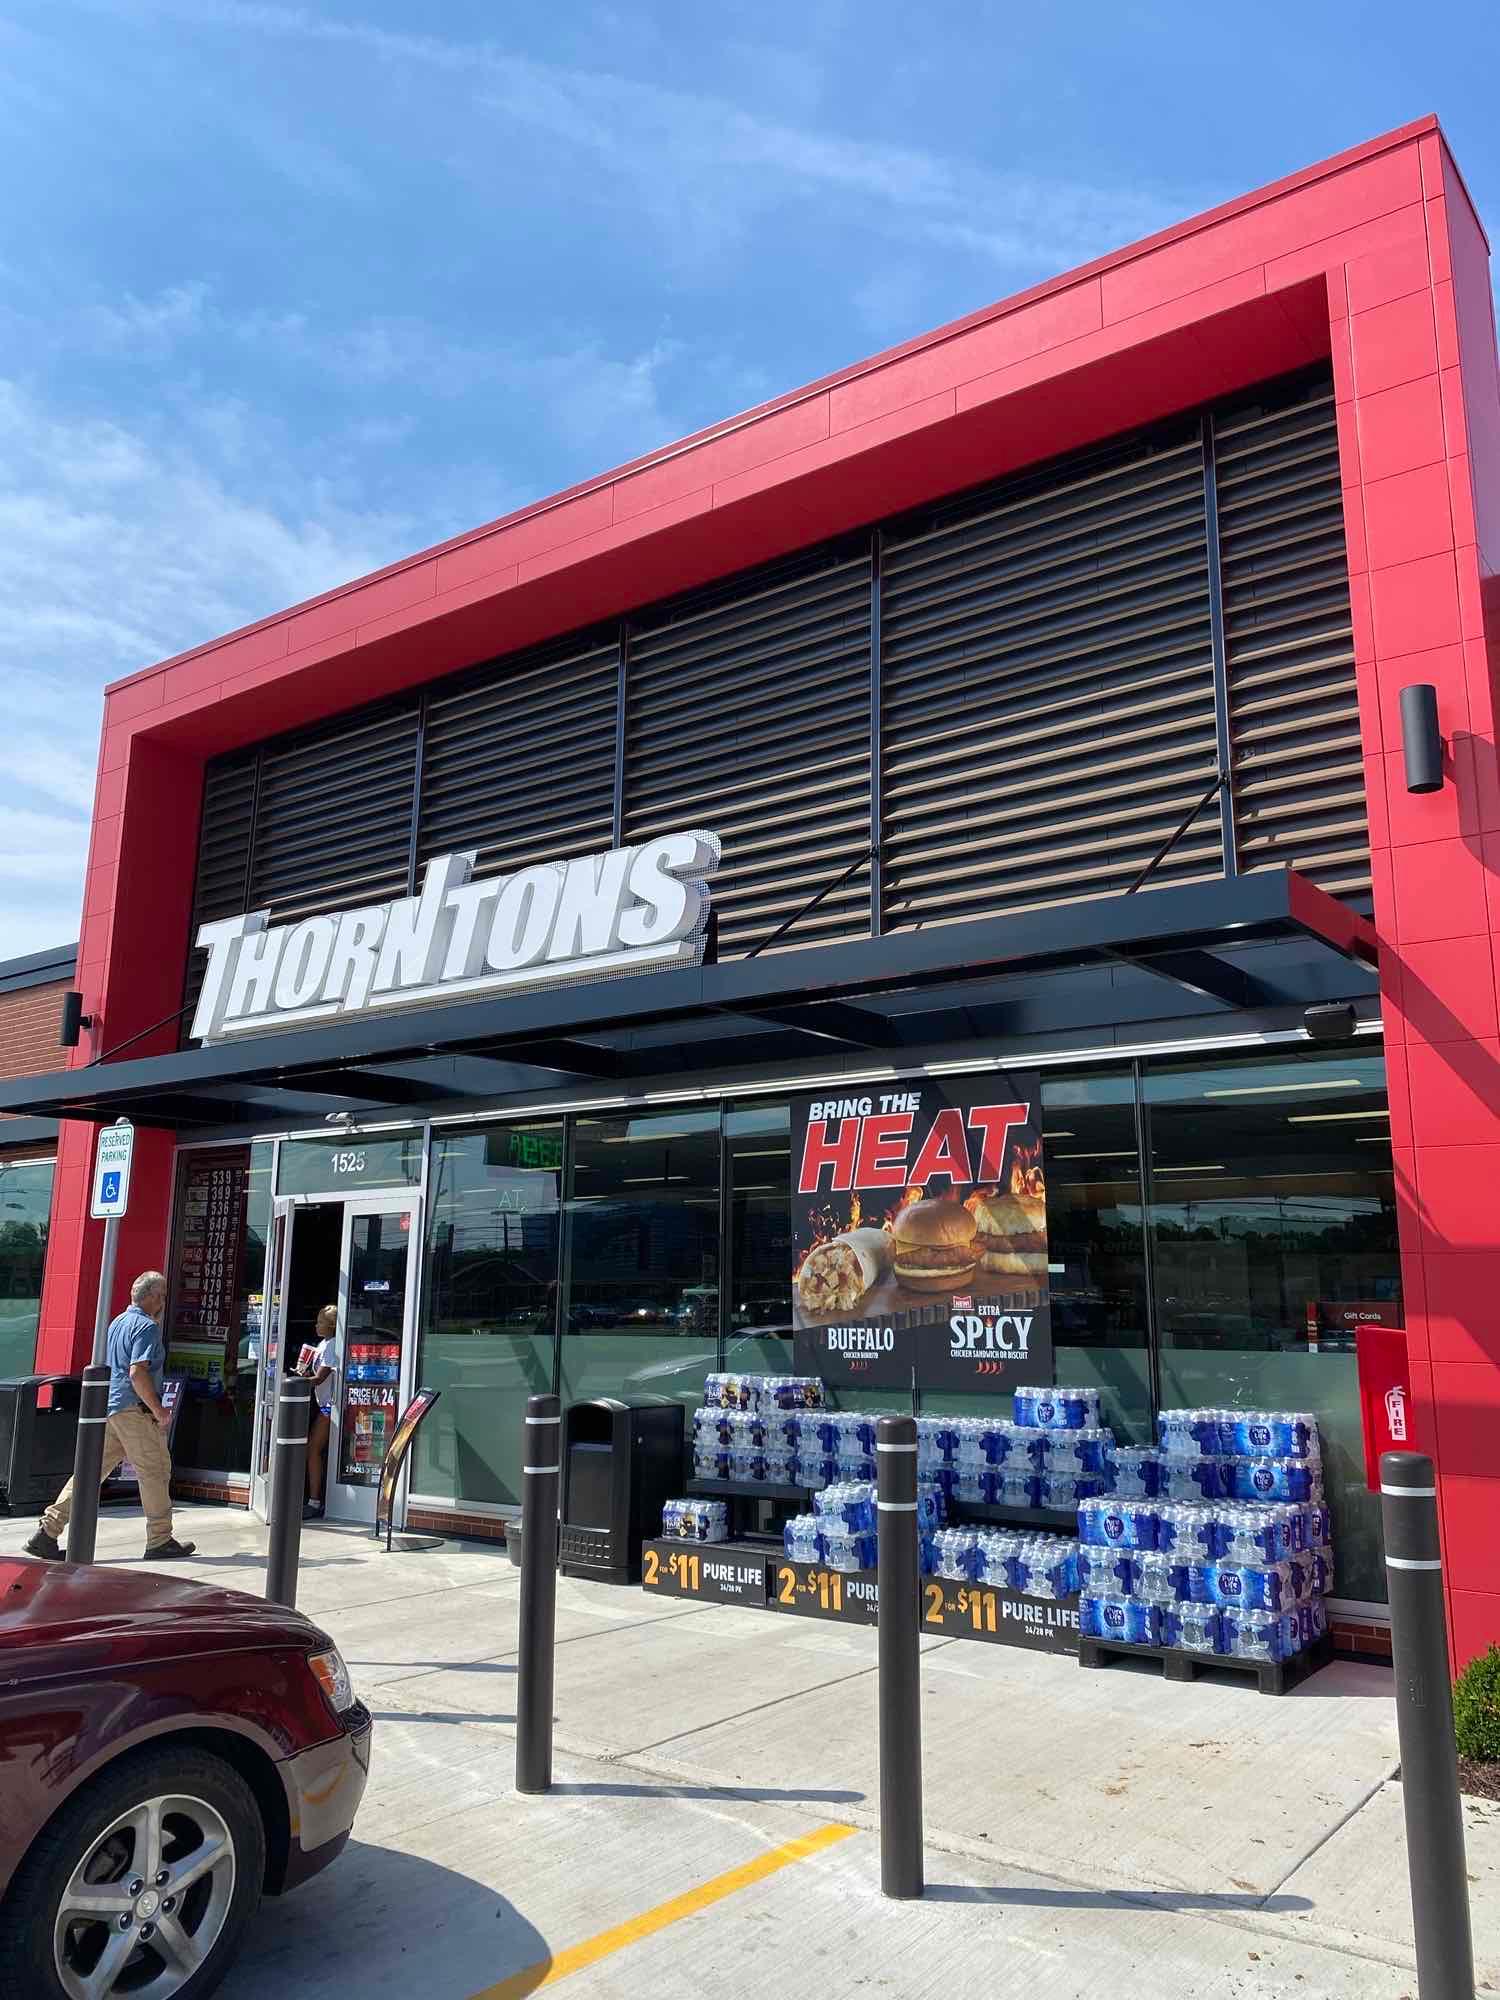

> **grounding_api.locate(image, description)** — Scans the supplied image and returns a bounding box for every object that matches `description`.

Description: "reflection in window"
[726,1102,793,1374]
[566,1112,721,1333]
[413,1124,562,1507]
[1146,1050,1398,1604]
[1039,1072,1151,1442]
[0,1158,54,1379]
[561,1111,720,1416]
[168,1143,272,1475]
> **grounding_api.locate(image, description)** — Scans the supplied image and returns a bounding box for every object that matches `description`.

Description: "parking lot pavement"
[6,1501,1497,1996]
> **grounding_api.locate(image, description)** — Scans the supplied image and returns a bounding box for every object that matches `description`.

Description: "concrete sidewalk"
[6,1502,1497,1998]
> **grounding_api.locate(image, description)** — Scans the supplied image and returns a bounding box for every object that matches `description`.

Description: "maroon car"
[0,1555,371,2000]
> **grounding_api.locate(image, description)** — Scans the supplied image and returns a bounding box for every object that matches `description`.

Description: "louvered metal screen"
[180,753,257,1030]
[249,701,419,925]
[416,631,618,879]
[1215,374,1369,893]
[624,544,873,956]
[879,420,1222,930]
[181,365,1368,1032]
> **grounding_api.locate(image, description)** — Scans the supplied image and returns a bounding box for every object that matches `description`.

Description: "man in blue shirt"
[28,1270,196,1562]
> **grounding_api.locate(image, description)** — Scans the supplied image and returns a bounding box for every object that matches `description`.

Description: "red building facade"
[19,117,1500,1663]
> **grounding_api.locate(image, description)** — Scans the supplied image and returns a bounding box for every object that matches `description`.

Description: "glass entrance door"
[328,1197,420,1526]
[250,1200,294,1521]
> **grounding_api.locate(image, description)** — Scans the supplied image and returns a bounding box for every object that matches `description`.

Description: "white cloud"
[111,3,1192,272]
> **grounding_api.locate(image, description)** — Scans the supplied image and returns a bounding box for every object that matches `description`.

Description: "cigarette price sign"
[641,1542,770,1606]
[91,1120,135,1219]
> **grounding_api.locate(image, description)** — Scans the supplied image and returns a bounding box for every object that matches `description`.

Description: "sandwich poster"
[790,1077,1052,1391]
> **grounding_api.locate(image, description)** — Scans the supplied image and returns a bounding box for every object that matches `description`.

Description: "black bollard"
[265,1375,312,1608]
[876,1413,923,1899]
[64,1365,112,1565]
[1380,1451,1475,2000]
[516,1393,560,1796]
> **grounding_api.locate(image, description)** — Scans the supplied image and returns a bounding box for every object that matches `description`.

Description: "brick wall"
[0,980,68,1091]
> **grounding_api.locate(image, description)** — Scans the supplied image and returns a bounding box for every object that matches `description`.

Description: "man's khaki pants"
[42,1406,174,1549]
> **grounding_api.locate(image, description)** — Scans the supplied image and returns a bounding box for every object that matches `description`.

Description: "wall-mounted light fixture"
[1400,682,1444,794]
[1304,1003,1359,1044]
[58,991,93,1047]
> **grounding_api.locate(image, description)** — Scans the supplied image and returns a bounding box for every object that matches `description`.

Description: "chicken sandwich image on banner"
[789,1076,1052,1390]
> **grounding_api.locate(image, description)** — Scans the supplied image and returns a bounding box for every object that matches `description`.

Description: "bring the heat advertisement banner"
[790,1077,1052,1391]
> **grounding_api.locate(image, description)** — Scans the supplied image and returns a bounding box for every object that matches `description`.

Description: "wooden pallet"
[1077,1630,1334,1696]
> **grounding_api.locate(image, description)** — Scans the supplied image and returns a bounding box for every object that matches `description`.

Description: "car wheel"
[0,1744,266,2000]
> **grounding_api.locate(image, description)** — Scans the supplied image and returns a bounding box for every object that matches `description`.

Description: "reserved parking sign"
[91,1120,135,1219]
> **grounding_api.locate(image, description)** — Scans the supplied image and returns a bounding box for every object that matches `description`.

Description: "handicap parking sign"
[91,1122,135,1219]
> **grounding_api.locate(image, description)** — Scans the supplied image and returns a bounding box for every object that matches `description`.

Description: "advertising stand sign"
[789,1075,1051,1392]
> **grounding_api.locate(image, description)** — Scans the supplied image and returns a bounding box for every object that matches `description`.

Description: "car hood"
[0,1558,331,1672]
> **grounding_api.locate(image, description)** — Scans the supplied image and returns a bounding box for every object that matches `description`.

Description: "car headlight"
[307,1647,356,1714]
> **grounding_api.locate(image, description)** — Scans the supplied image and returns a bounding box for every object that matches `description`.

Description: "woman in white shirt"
[302,1304,340,1520]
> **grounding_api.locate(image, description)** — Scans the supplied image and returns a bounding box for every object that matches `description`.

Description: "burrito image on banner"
[796,1228,895,1315]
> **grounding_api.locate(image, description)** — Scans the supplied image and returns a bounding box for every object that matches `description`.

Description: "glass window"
[1145,1049,1398,1601]
[276,1133,422,1197]
[167,1143,273,1473]
[725,1102,793,1376]
[561,1110,720,1414]
[1037,1070,1153,1443]
[414,1124,562,1508]
[0,1157,54,1379]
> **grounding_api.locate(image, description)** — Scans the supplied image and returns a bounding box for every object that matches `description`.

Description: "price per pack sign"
[766,1557,879,1627]
[921,1579,1080,1655]
[641,1542,770,1607]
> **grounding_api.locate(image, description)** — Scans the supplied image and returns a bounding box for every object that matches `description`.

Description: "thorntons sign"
[190,831,720,1042]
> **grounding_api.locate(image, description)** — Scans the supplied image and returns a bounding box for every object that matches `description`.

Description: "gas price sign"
[641,1543,770,1606]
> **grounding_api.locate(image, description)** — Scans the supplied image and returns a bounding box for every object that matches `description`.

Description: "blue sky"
[2,1,1498,954]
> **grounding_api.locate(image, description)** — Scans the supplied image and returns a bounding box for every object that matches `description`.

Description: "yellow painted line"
[470,1821,857,1999]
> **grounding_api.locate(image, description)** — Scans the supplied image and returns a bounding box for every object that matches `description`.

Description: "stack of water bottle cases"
[660,1377,1333,1666]
[1078,1408,1333,1666]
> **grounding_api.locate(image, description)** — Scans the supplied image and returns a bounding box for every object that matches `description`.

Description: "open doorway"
[249,1201,341,1521]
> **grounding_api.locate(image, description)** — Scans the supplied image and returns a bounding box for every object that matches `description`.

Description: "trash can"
[559,1397,685,1584]
[0,1375,81,1517]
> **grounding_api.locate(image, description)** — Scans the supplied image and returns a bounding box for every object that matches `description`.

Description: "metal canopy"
[0,870,1377,1129]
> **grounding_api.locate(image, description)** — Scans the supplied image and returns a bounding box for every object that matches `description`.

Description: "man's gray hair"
[131,1270,168,1305]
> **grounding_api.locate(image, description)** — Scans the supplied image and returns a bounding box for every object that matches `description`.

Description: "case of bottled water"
[813,1481,877,1532]
[1104,1446,1161,1499]
[704,1372,825,1411]
[1153,1504,1219,1561]
[931,1528,981,1580]
[728,1447,767,1483]
[1040,1472,1106,1509]
[1015,1384,1102,1429]
[1164,1605,1224,1653]
[821,1526,877,1571]
[1135,1551,1193,1605]
[793,1449,838,1489]
[1222,1607,1296,1664]
[1049,1428,1112,1476]
[1230,1457,1316,1504]
[953,1466,993,1505]
[1080,1594,1161,1645]
[1078,1544,1142,1595]
[1155,1455,1229,1502]
[995,1468,1041,1509]
[1196,1560,1307,1614]
[783,1514,822,1562]
[661,1498,729,1542]
[1009,1536,1080,1598]
[693,1441,730,1480]
[1226,1410,1317,1459]
[1157,1408,1228,1458]
[1007,1425,1052,1469]
[1078,1497,1158,1550]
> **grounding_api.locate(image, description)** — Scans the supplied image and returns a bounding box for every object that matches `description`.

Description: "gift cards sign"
[789,1076,1051,1390]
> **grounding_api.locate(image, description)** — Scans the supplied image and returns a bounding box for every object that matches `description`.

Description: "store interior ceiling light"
[1287,1110,1389,1123]
[621,1175,691,1184]
[1054,1150,1137,1159]
[1042,1130,1076,1138]
[1155,1164,1227,1173]
[1204,1079,1363,1097]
